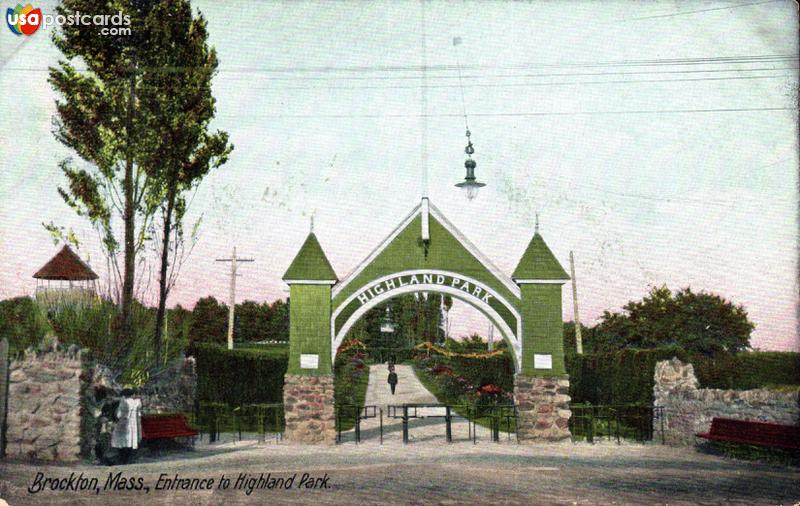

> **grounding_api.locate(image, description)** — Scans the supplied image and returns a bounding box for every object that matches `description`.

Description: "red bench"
[697,417,800,451]
[141,414,199,441]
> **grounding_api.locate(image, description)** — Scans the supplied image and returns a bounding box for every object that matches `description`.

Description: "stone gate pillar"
[282,231,338,444]
[512,230,572,441]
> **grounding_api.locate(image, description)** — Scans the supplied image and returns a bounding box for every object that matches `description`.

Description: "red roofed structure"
[33,245,98,296]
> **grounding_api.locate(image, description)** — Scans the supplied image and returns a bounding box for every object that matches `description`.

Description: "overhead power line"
[5,53,796,75]
[215,65,799,82]
[214,106,793,120]
[619,0,782,21]
[243,73,794,92]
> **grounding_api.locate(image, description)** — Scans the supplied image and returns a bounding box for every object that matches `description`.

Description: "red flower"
[477,384,504,396]
[431,364,454,375]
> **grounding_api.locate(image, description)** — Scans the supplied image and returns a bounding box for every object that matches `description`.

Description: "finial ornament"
[310,213,315,233]
[535,213,540,234]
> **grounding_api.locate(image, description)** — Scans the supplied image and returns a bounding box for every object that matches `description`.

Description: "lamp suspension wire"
[453,36,470,135]
[453,36,474,159]
[420,0,429,199]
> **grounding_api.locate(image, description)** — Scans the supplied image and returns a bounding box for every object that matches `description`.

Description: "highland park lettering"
[355,273,493,305]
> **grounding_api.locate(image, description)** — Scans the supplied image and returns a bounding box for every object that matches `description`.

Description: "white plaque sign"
[534,354,552,369]
[300,354,319,369]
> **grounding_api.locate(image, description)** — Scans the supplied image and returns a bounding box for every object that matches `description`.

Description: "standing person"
[111,388,142,464]
[388,368,398,395]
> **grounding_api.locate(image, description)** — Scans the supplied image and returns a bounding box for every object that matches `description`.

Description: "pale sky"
[1,0,798,351]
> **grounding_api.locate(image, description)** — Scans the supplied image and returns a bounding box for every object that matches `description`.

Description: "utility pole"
[216,247,254,350]
[487,324,494,351]
[570,250,583,354]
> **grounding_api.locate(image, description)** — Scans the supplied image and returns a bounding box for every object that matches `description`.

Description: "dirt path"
[363,363,437,409]
[339,364,499,444]
[2,439,798,505]
[4,366,797,504]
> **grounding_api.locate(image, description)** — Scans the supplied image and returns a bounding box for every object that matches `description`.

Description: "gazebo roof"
[33,245,98,281]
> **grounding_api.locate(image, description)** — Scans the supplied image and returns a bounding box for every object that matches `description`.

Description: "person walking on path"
[388,368,398,395]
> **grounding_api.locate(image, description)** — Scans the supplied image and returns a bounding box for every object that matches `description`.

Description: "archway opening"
[333,292,517,438]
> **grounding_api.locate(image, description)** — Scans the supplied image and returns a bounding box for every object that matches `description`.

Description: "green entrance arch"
[281,198,573,444]
[331,268,522,371]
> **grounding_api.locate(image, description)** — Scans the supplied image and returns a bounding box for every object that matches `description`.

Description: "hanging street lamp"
[380,305,396,334]
[455,129,485,201]
[380,305,396,363]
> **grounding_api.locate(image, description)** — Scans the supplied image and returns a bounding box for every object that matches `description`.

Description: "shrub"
[189,342,288,407]
[567,348,800,406]
[334,337,371,430]
[0,296,51,355]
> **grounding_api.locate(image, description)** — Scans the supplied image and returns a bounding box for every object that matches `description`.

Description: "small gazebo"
[33,245,98,299]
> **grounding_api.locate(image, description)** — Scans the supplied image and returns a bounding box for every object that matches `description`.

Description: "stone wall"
[5,345,91,462]
[139,357,197,414]
[654,357,800,445]
[283,374,335,444]
[515,375,572,441]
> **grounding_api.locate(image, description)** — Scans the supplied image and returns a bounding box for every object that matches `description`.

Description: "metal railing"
[386,403,519,444]
[336,404,381,444]
[196,402,284,443]
[468,404,519,443]
[569,404,665,444]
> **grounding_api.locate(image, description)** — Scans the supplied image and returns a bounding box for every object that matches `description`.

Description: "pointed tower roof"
[512,232,569,282]
[34,245,98,281]
[283,233,338,283]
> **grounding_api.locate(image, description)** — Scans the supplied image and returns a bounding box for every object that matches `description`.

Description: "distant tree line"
[0,295,290,357]
[186,297,289,346]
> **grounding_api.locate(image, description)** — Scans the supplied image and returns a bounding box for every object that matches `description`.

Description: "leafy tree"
[264,299,289,342]
[343,293,443,361]
[235,300,270,342]
[188,296,227,345]
[562,321,592,355]
[139,0,232,365]
[48,1,231,356]
[49,0,162,341]
[166,303,193,345]
[442,294,453,338]
[589,286,754,355]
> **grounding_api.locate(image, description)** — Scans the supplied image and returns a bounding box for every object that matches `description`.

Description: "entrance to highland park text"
[280,198,573,444]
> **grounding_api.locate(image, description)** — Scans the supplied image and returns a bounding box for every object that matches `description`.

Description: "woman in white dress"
[111,389,142,464]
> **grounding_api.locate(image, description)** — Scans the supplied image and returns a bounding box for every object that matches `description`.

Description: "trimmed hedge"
[189,343,289,407]
[566,348,800,407]
[691,352,800,390]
